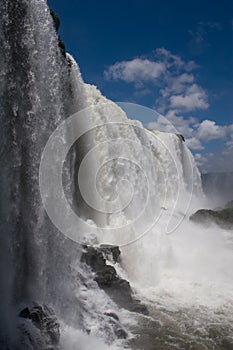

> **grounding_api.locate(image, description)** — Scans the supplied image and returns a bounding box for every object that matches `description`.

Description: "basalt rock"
[176,134,185,142]
[49,7,66,58]
[49,8,60,32]
[99,244,121,263]
[81,245,106,271]
[190,207,233,229]
[81,245,149,315]
[19,303,60,347]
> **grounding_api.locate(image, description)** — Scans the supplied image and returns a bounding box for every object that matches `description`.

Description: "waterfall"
[0,1,132,349]
[1,0,233,349]
[202,172,233,207]
[67,62,233,311]
[0,0,86,347]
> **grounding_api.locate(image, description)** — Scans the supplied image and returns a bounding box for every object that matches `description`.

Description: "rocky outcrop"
[190,207,233,229]
[99,244,121,263]
[19,303,60,349]
[176,134,185,142]
[49,7,66,57]
[49,8,60,32]
[81,245,148,315]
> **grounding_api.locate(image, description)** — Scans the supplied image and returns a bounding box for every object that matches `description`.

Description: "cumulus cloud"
[186,137,204,150]
[154,48,199,71]
[146,111,197,136]
[227,133,233,149]
[171,73,195,91]
[104,58,165,83]
[194,153,209,168]
[197,120,227,141]
[169,84,209,112]
[156,110,197,137]
[103,48,232,171]
[105,48,208,115]
[104,48,199,90]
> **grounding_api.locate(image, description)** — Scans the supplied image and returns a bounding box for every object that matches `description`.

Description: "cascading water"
[0,0,72,342]
[202,172,233,207]
[72,81,233,303]
[0,1,126,349]
[66,62,233,347]
[1,0,233,349]
[68,51,233,349]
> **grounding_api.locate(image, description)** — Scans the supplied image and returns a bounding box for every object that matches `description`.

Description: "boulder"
[19,303,60,346]
[81,245,106,271]
[81,245,148,315]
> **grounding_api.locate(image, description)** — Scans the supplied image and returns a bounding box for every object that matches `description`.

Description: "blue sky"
[48,0,233,172]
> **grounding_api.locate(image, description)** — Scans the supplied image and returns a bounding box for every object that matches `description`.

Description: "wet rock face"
[19,304,60,348]
[99,244,121,263]
[81,245,148,315]
[81,245,106,271]
[190,207,233,229]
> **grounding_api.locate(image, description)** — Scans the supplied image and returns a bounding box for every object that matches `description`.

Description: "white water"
[1,0,233,348]
[68,56,233,318]
[0,1,129,349]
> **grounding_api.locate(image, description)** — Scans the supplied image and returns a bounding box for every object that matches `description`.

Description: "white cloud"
[161,110,197,137]
[197,120,227,141]
[154,48,199,71]
[194,152,215,170]
[186,137,204,150]
[170,84,209,112]
[104,48,199,92]
[174,72,194,85]
[146,111,197,136]
[227,137,233,150]
[105,48,206,114]
[103,48,232,171]
[104,58,165,83]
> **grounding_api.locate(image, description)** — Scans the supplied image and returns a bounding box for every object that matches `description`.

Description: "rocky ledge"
[190,200,233,229]
[81,244,149,315]
[19,303,60,349]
